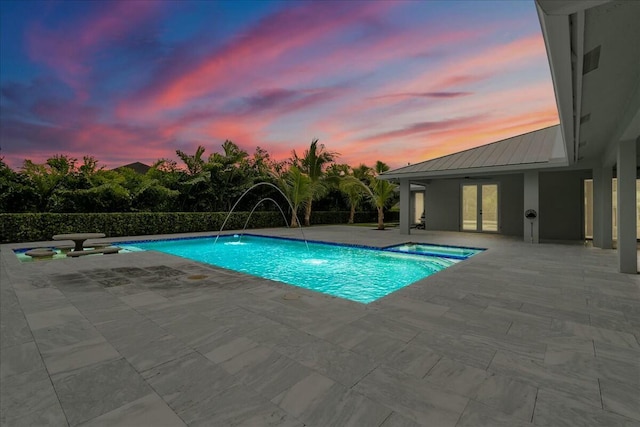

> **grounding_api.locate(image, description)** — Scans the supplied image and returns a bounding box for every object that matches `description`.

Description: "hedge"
[0,211,398,244]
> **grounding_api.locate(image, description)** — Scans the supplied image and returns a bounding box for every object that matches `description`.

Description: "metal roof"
[382,125,566,179]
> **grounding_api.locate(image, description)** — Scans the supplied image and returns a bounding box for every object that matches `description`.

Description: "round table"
[52,233,106,252]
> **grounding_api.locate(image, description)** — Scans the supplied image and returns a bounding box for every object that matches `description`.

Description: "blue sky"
[0,0,558,169]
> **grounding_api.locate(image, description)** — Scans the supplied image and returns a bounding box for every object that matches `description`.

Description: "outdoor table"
[52,233,106,252]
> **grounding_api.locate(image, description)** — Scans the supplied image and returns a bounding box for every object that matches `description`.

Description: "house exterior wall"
[500,174,524,236]
[424,174,524,236]
[424,180,460,231]
[539,170,590,240]
[422,171,594,240]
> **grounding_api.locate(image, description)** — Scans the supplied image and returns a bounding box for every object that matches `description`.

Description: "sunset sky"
[0,0,559,171]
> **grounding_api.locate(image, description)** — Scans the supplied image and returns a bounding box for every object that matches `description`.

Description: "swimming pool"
[384,242,483,259]
[122,234,478,304]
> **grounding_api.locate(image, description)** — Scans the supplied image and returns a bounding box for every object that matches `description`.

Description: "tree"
[176,145,206,176]
[175,146,213,211]
[0,158,39,212]
[20,155,77,211]
[272,165,312,227]
[207,140,254,212]
[354,161,397,230]
[337,164,373,224]
[293,139,337,226]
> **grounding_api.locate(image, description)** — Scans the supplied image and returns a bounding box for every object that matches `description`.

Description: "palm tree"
[364,161,397,230]
[176,146,211,211]
[293,139,337,226]
[335,164,372,224]
[272,165,312,227]
[176,145,206,176]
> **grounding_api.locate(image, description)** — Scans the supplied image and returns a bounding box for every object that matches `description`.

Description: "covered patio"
[385,0,639,274]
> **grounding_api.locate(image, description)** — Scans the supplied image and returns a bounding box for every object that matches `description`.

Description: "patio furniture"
[25,248,56,258]
[52,233,106,252]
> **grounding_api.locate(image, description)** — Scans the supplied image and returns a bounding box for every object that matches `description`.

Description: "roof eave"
[379,159,569,181]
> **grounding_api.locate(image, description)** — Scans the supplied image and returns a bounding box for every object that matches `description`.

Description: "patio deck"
[1,226,638,426]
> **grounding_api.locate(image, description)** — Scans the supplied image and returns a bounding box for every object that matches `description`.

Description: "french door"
[462,184,498,232]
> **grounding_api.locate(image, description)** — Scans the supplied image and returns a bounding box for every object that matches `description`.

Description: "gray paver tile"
[142,351,239,413]
[0,311,33,349]
[2,227,639,427]
[462,330,546,360]
[40,337,121,376]
[600,379,640,422]
[380,412,422,427]
[382,341,441,378]
[184,383,301,427]
[14,287,69,314]
[594,340,640,364]
[353,365,468,427]
[551,319,639,349]
[79,393,186,427]
[488,350,601,407]
[279,376,392,427]
[543,336,595,363]
[455,400,532,427]
[118,290,169,307]
[24,305,86,331]
[424,357,489,398]
[202,336,259,364]
[0,369,68,427]
[271,371,391,426]
[350,332,407,363]
[117,333,192,373]
[52,358,151,426]
[411,330,496,369]
[472,374,537,421]
[284,336,377,387]
[351,313,421,343]
[0,341,43,379]
[222,347,312,400]
[271,372,335,417]
[533,388,639,427]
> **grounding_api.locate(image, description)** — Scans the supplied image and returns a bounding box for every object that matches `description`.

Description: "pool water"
[123,235,467,304]
[384,243,482,259]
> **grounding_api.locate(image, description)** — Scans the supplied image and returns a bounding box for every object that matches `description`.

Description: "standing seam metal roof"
[384,125,562,176]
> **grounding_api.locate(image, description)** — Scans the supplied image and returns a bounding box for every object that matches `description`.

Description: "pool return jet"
[214,182,309,250]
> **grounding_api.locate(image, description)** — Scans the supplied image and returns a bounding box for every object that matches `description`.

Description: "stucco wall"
[423,180,460,231]
[539,170,590,240]
[499,174,524,236]
[422,174,524,236]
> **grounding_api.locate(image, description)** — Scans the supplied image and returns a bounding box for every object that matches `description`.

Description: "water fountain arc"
[213,182,308,249]
[238,197,289,243]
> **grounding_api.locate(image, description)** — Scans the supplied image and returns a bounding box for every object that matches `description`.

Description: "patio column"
[617,139,637,273]
[593,166,613,249]
[423,186,428,229]
[399,179,411,235]
[524,171,539,243]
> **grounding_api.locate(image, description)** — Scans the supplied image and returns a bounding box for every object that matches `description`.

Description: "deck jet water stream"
[214,182,308,250]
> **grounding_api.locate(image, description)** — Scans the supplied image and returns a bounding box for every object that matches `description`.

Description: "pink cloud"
[25,1,163,100]
[117,1,399,119]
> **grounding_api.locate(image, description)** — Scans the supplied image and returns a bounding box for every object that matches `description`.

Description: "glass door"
[462,184,498,232]
[482,184,498,231]
[462,185,477,231]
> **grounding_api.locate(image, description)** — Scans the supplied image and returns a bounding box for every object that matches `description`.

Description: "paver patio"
[1,225,638,426]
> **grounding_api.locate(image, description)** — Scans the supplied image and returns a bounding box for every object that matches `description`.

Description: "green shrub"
[0,210,382,243]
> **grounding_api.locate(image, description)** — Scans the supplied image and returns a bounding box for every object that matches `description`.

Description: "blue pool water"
[384,243,483,259]
[122,235,475,304]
